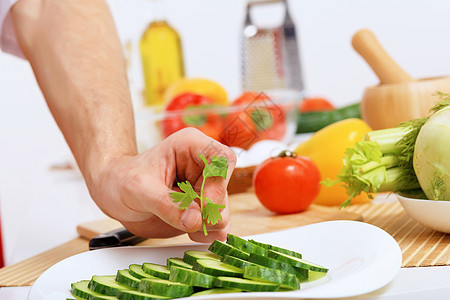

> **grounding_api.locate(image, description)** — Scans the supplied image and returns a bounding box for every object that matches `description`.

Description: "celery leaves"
[330,93,450,207]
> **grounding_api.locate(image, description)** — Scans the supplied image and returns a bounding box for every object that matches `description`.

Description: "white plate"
[28,220,401,299]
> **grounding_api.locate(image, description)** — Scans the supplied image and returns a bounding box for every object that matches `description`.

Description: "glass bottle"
[140,0,185,106]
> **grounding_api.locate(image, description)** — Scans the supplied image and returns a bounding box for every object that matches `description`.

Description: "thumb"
[179,201,203,231]
[141,184,204,232]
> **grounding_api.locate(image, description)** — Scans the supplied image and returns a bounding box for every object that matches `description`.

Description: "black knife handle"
[89,227,146,250]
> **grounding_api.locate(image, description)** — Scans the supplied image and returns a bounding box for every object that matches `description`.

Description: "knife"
[89,227,147,250]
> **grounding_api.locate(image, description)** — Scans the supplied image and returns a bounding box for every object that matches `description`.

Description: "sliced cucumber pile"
[70,234,328,299]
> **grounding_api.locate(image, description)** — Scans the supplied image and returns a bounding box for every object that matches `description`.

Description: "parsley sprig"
[170,154,229,236]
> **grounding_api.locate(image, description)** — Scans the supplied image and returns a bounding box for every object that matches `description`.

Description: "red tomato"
[232,91,268,106]
[299,97,335,112]
[253,152,321,214]
[161,92,223,140]
[220,92,286,149]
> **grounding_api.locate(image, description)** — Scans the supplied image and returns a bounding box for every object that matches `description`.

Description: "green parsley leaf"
[202,197,225,225]
[200,154,228,179]
[170,181,199,210]
[170,154,229,236]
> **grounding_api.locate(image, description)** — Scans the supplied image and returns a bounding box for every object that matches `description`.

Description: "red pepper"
[161,92,223,140]
[220,92,286,149]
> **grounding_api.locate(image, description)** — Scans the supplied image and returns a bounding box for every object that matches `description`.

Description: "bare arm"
[11,0,136,186]
[9,0,236,242]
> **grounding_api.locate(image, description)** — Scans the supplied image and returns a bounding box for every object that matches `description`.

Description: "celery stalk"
[366,127,412,154]
[327,94,450,208]
[327,125,421,208]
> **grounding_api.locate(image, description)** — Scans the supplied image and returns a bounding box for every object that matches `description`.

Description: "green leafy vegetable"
[171,181,199,210]
[202,198,226,225]
[170,154,229,236]
[329,92,450,208]
[201,155,228,179]
[413,105,450,201]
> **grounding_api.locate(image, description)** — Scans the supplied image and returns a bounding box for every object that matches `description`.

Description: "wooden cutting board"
[77,193,363,247]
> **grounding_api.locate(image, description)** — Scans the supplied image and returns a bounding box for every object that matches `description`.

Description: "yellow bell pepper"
[295,118,372,206]
[164,78,228,105]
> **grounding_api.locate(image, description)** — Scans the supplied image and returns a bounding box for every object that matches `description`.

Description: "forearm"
[10,0,137,186]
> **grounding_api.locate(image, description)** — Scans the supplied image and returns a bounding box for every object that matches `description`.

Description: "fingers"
[166,127,236,206]
[124,181,205,233]
[188,195,230,243]
[111,128,235,239]
[166,128,237,184]
[188,221,230,243]
[122,201,230,240]
[134,179,230,240]
[121,215,186,238]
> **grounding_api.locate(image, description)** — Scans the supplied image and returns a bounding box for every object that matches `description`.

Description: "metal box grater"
[241,0,304,92]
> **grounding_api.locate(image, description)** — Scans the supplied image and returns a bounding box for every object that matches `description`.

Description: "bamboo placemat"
[345,201,450,268]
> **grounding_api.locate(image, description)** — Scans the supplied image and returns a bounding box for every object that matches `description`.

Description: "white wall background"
[0,0,450,264]
[112,0,450,104]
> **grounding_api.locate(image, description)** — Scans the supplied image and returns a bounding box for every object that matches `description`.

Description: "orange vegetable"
[299,97,335,112]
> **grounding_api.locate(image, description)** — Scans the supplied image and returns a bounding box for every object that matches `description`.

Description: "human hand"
[88,128,236,243]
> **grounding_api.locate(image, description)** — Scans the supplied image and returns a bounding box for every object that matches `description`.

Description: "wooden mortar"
[352,29,450,129]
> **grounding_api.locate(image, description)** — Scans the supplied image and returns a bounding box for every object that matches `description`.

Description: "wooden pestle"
[352,29,415,84]
[352,29,450,129]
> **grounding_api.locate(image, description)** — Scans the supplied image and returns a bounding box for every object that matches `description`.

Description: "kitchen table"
[1,117,450,300]
[2,267,450,299]
[1,166,450,299]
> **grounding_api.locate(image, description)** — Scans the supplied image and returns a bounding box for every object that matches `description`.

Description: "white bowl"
[396,193,450,233]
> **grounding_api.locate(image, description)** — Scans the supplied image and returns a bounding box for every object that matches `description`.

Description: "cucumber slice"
[248,253,308,279]
[243,265,300,290]
[71,280,117,300]
[220,254,260,270]
[169,265,217,288]
[249,239,302,259]
[190,288,242,296]
[87,275,131,296]
[183,250,221,265]
[299,270,328,283]
[267,250,328,273]
[117,290,169,300]
[142,263,170,280]
[116,269,141,288]
[71,280,91,300]
[192,259,244,277]
[166,257,193,270]
[89,294,122,300]
[215,276,279,292]
[226,234,268,256]
[129,264,157,279]
[137,277,193,298]
[208,240,250,260]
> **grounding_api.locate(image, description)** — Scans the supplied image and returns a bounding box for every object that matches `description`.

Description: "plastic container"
[135,89,301,152]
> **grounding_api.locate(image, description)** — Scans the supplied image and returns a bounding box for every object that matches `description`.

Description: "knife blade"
[89,227,146,250]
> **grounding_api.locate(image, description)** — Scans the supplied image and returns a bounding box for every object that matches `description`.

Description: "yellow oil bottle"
[140,0,185,106]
